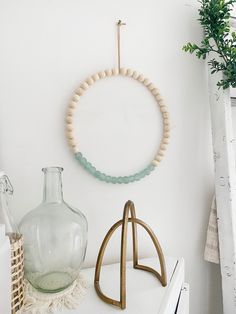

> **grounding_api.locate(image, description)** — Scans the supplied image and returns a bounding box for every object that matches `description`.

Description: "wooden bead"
[164,119,170,125]
[68,139,76,147]
[81,82,89,90]
[66,116,73,123]
[163,112,169,118]
[127,69,133,77]
[152,160,159,166]
[72,94,80,102]
[120,68,127,76]
[155,155,163,162]
[143,79,150,86]
[112,68,119,76]
[92,73,100,81]
[72,147,79,153]
[155,94,163,102]
[160,143,167,150]
[66,131,74,139]
[163,138,169,144]
[138,74,145,82]
[105,69,113,77]
[164,132,170,138]
[75,88,84,96]
[66,121,73,128]
[152,88,159,96]
[67,108,75,116]
[86,77,94,86]
[164,126,170,132]
[157,150,165,156]
[158,100,166,107]
[66,124,73,132]
[132,71,139,79]
[160,106,168,113]
[68,101,76,109]
[99,71,106,79]
[148,83,155,91]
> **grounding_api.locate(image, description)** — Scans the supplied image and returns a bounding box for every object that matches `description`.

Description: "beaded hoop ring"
[66,68,170,184]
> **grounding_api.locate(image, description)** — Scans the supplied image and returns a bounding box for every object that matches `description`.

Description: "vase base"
[29,271,74,293]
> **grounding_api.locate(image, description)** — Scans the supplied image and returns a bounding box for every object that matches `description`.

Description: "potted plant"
[183,0,236,89]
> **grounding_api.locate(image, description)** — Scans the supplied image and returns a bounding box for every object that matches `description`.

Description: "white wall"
[0,0,222,313]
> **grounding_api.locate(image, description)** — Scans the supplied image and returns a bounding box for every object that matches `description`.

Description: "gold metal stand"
[94,200,167,310]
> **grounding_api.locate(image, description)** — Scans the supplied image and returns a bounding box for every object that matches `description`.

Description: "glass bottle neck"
[43,168,63,203]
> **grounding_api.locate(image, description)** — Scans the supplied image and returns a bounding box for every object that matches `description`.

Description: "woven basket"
[10,234,24,314]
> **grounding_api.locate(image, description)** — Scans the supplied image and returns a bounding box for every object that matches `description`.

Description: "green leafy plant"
[183,0,236,89]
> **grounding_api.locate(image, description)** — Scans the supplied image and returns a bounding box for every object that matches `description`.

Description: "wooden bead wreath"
[66,67,170,184]
[66,20,169,184]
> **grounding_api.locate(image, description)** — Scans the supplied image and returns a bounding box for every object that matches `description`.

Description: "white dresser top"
[59,257,185,314]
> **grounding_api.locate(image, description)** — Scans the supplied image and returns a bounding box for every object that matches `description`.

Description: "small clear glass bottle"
[0,171,24,313]
[0,171,20,242]
[0,171,17,313]
[19,167,88,293]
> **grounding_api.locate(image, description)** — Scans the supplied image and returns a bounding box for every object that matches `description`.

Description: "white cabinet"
[60,257,189,314]
[176,284,189,314]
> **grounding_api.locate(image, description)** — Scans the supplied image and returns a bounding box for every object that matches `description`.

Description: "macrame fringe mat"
[18,274,88,314]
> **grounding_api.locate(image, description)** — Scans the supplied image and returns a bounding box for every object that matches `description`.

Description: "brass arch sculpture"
[94,200,167,309]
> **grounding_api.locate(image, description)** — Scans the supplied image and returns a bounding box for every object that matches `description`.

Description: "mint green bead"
[78,158,83,165]
[111,177,118,184]
[129,176,136,182]
[100,173,107,181]
[94,171,101,178]
[109,176,113,183]
[80,157,87,166]
[100,174,107,181]
[138,171,145,178]
[103,174,109,182]
[83,160,89,169]
[144,167,152,175]
[139,171,146,179]
[143,168,151,176]
[117,177,123,184]
[149,164,155,171]
[75,156,81,162]
[123,176,129,184]
[89,165,97,174]
[85,162,92,170]
[122,177,127,183]
[138,170,145,177]
[106,175,110,182]
[120,177,126,184]
[75,152,82,159]
[132,175,137,182]
[133,173,140,181]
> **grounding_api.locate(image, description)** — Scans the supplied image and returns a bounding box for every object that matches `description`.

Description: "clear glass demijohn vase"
[19,167,88,293]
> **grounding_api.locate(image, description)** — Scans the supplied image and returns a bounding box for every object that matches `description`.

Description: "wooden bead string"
[65,68,170,184]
